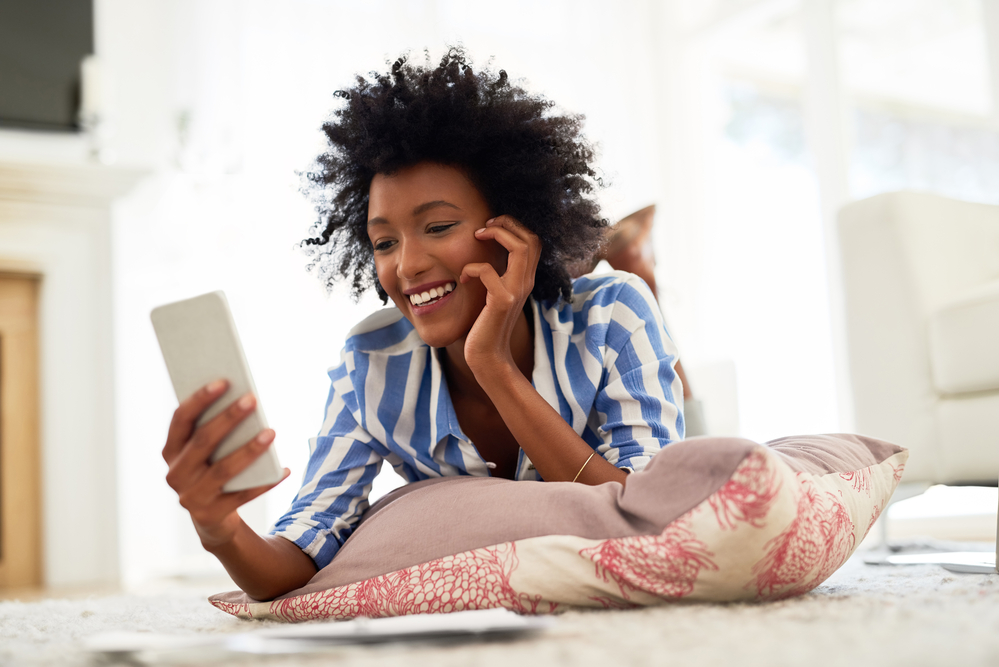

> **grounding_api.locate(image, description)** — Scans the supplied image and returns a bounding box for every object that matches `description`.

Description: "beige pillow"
[211,434,906,621]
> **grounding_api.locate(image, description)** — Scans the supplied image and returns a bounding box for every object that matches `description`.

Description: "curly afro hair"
[302,48,607,305]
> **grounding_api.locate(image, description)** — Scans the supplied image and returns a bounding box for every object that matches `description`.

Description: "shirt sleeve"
[594,275,685,472]
[268,358,384,570]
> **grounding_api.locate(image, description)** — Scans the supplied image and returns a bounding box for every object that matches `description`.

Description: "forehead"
[367,163,485,218]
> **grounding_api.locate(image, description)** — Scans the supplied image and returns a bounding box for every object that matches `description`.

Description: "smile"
[408,282,455,307]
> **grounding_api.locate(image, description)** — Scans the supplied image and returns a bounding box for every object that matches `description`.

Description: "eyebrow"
[367,200,462,227]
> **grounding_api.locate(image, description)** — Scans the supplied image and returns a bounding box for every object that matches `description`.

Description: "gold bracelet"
[572,452,596,483]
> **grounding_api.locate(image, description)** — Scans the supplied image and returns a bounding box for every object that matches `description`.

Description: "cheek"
[488,243,509,273]
[373,257,396,295]
[460,234,507,270]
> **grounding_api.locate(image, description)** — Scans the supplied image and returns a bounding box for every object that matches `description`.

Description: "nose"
[396,237,432,281]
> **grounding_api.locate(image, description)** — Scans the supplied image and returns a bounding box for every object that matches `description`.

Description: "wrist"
[194,512,243,553]
[468,353,522,390]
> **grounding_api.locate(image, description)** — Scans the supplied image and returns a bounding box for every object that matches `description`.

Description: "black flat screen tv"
[0,0,94,131]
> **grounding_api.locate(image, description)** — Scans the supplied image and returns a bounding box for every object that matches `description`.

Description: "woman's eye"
[427,223,457,234]
[372,239,395,252]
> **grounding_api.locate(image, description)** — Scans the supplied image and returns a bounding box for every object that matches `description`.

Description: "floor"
[2,488,997,666]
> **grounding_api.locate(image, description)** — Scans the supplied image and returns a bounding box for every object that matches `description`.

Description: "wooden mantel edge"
[0,161,151,208]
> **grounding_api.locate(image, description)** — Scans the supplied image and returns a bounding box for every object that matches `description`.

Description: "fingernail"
[207,380,226,394]
[255,430,274,447]
[238,394,254,410]
[475,228,485,235]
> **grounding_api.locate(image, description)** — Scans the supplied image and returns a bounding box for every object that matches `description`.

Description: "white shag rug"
[2,551,998,667]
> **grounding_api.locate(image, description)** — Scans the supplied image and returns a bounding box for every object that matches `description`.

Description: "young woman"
[162,51,685,601]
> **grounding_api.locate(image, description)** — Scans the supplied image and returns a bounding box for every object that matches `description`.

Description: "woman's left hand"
[460,215,541,374]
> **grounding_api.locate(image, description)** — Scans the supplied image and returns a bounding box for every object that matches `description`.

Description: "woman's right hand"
[162,379,289,550]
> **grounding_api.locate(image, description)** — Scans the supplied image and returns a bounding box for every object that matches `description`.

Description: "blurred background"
[0,0,996,589]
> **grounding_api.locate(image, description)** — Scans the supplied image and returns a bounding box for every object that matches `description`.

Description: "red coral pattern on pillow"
[749,475,856,599]
[580,517,717,600]
[840,469,872,496]
[261,543,554,623]
[211,599,254,619]
[892,463,906,483]
[708,448,781,530]
[211,445,907,622]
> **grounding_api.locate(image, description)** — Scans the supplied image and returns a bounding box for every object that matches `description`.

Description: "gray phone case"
[150,291,282,492]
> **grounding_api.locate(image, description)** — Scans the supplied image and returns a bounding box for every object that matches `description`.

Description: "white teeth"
[409,282,455,306]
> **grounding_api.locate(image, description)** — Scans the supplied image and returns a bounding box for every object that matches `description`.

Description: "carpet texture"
[2,553,998,666]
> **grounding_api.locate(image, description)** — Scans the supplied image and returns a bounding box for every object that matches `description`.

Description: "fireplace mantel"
[0,159,147,587]
[0,161,147,207]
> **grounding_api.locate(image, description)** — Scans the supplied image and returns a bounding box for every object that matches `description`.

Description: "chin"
[395,295,482,350]
[410,324,463,349]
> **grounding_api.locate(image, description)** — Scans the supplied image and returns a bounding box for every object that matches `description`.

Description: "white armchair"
[838,191,999,486]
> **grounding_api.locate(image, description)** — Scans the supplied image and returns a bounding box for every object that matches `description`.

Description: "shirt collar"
[427,297,563,457]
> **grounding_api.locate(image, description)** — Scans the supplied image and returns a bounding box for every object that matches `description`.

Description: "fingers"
[192,393,259,458]
[216,468,292,515]
[203,428,276,490]
[165,392,259,486]
[175,430,279,511]
[163,379,228,463]
[485,214,535,239]
[164,382,287,538]
[474,216,538,254]
[473,216,540,293]
[461,262,510,302]
[475,225,530,274]
[486,215,541,251]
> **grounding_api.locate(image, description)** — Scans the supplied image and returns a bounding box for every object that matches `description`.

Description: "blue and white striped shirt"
[270,271,685,568]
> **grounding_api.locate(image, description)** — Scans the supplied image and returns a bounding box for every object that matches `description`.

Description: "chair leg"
[877,481,934,551]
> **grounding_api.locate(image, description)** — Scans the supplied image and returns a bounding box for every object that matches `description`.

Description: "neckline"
[431,296,544,445]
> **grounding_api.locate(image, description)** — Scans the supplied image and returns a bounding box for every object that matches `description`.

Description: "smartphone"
[151,291,282,492]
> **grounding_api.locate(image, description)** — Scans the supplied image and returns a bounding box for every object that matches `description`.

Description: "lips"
[408,281,455,307]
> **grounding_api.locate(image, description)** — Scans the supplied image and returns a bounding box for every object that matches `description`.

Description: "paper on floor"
[84,608,552,662]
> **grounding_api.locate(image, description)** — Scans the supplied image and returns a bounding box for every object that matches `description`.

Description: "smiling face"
[367,162,507,348]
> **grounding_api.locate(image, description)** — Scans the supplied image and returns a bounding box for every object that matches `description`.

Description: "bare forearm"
[199,517,318,601]
[478,364,627,486]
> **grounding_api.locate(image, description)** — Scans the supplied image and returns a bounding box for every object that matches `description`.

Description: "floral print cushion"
[211,434,907,621]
